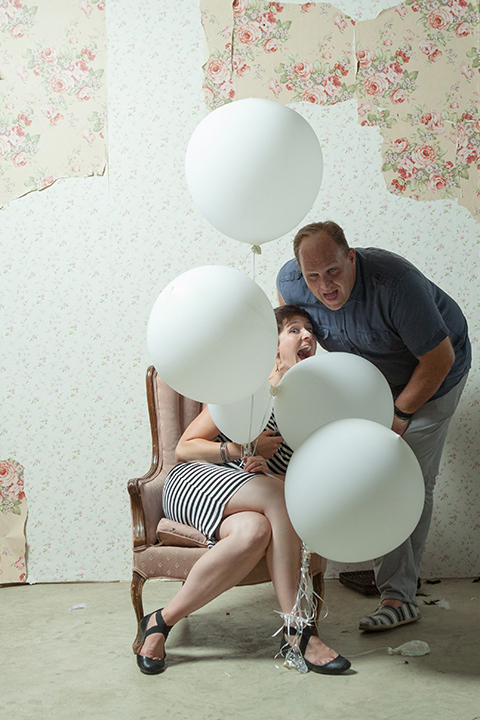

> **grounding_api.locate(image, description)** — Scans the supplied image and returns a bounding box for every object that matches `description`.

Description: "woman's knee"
[227,512,271,552]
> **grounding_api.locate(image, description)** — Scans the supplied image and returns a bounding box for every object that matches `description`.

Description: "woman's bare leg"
[223,476,339,666]
[223,476,301,612]
[138,511,271,660]
[140,476,340,666]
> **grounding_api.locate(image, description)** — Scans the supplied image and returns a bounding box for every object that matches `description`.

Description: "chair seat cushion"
[157,518,208,548]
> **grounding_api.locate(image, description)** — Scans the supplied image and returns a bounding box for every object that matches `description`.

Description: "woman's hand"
[254,429,284,459]
[243,455,271,474]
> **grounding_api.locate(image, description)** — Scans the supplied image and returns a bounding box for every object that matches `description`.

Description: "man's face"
[297,231,357,311]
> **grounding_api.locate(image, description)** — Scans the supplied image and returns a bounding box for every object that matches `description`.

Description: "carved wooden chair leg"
[131,571,146,653]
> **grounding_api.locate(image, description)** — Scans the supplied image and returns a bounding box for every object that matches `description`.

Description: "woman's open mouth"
[297,346,312,360]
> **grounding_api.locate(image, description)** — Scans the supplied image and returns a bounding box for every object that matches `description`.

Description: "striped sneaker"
[359,603,421,632]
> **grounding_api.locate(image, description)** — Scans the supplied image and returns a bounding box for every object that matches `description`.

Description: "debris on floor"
[349,640,431,659]
[423,599,451,609]
[436,599,451,609]
[387,640,430,657]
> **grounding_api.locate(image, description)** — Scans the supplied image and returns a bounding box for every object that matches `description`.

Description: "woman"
[137,305,351,676]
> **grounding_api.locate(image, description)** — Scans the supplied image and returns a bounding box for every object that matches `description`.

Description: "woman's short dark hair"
[293,221,349,263]
[274,305,314,334]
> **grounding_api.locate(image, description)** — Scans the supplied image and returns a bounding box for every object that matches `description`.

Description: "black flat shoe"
[280,625,351,675]
[136,608,172,675]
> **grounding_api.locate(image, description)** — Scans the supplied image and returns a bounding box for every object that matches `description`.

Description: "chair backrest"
[140,367,203,546]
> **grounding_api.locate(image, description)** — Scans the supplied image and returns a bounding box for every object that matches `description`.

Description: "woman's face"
[277,315,316,371]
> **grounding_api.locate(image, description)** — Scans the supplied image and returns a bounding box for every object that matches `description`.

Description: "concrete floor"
[1,578,479,720]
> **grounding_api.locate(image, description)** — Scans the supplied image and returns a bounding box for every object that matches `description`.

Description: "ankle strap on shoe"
[156,609,172,638]
[283,625,314,637]
[144,608,172,640]
[283,624,314,655]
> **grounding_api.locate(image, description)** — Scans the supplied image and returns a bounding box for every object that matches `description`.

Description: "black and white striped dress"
[162,414,292,547]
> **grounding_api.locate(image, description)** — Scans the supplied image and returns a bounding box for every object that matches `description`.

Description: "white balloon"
[185,98,323,245]
[208,380,274,446]
[274,352,394,450]
[285,419,425,563]
[147,266,277,404]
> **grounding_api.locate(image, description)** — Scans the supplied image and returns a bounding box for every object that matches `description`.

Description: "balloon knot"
[269,386,278,396]
[252,245,262,255]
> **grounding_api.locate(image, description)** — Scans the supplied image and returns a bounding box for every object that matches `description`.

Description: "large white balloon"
[274,352,394,450]
[147,266,278,404]
[185,98,323,245]
[208,380,274,446]
[285,418,425,563]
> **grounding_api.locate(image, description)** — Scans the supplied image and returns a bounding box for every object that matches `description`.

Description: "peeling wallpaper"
[0,0,107,206]
[202,0,480,221]
[0,458,27,583]
[0,0,478,584]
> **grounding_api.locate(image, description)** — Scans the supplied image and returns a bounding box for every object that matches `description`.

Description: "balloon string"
[247,392,254,452]
[247,385,275,461]
[242,245,269,460]
[274,543,328,673]
[239,245,261,281]
[242,402,270,459]
[240,247,252,267]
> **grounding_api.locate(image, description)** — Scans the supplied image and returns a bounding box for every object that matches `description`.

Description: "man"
[277,220,471,632]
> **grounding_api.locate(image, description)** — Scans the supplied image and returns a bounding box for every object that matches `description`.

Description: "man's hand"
[392,415,411,436]
[393,337,455,418]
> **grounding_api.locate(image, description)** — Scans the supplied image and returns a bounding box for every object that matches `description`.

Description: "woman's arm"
[175,407,243,464]
[175,408,287,469]
[177,413,286,478]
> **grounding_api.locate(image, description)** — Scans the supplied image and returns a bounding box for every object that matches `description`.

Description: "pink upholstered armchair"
[128,366,327,652]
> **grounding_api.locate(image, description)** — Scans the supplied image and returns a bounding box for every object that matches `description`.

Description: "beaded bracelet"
[220,442,230,463]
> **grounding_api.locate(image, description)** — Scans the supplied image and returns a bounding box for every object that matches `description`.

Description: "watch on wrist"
[394,405,413,421]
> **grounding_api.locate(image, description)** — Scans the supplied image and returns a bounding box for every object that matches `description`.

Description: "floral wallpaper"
[201,0,480,222]
[0,459,27,583]
[0,0,107,207]
[0,0,478,584]
[356,1,480,222]
[202,2,356,107]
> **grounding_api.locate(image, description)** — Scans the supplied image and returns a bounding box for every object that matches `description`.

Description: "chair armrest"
[128,474,151,550]
[127,366,163,550]
[128,366,205,549]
